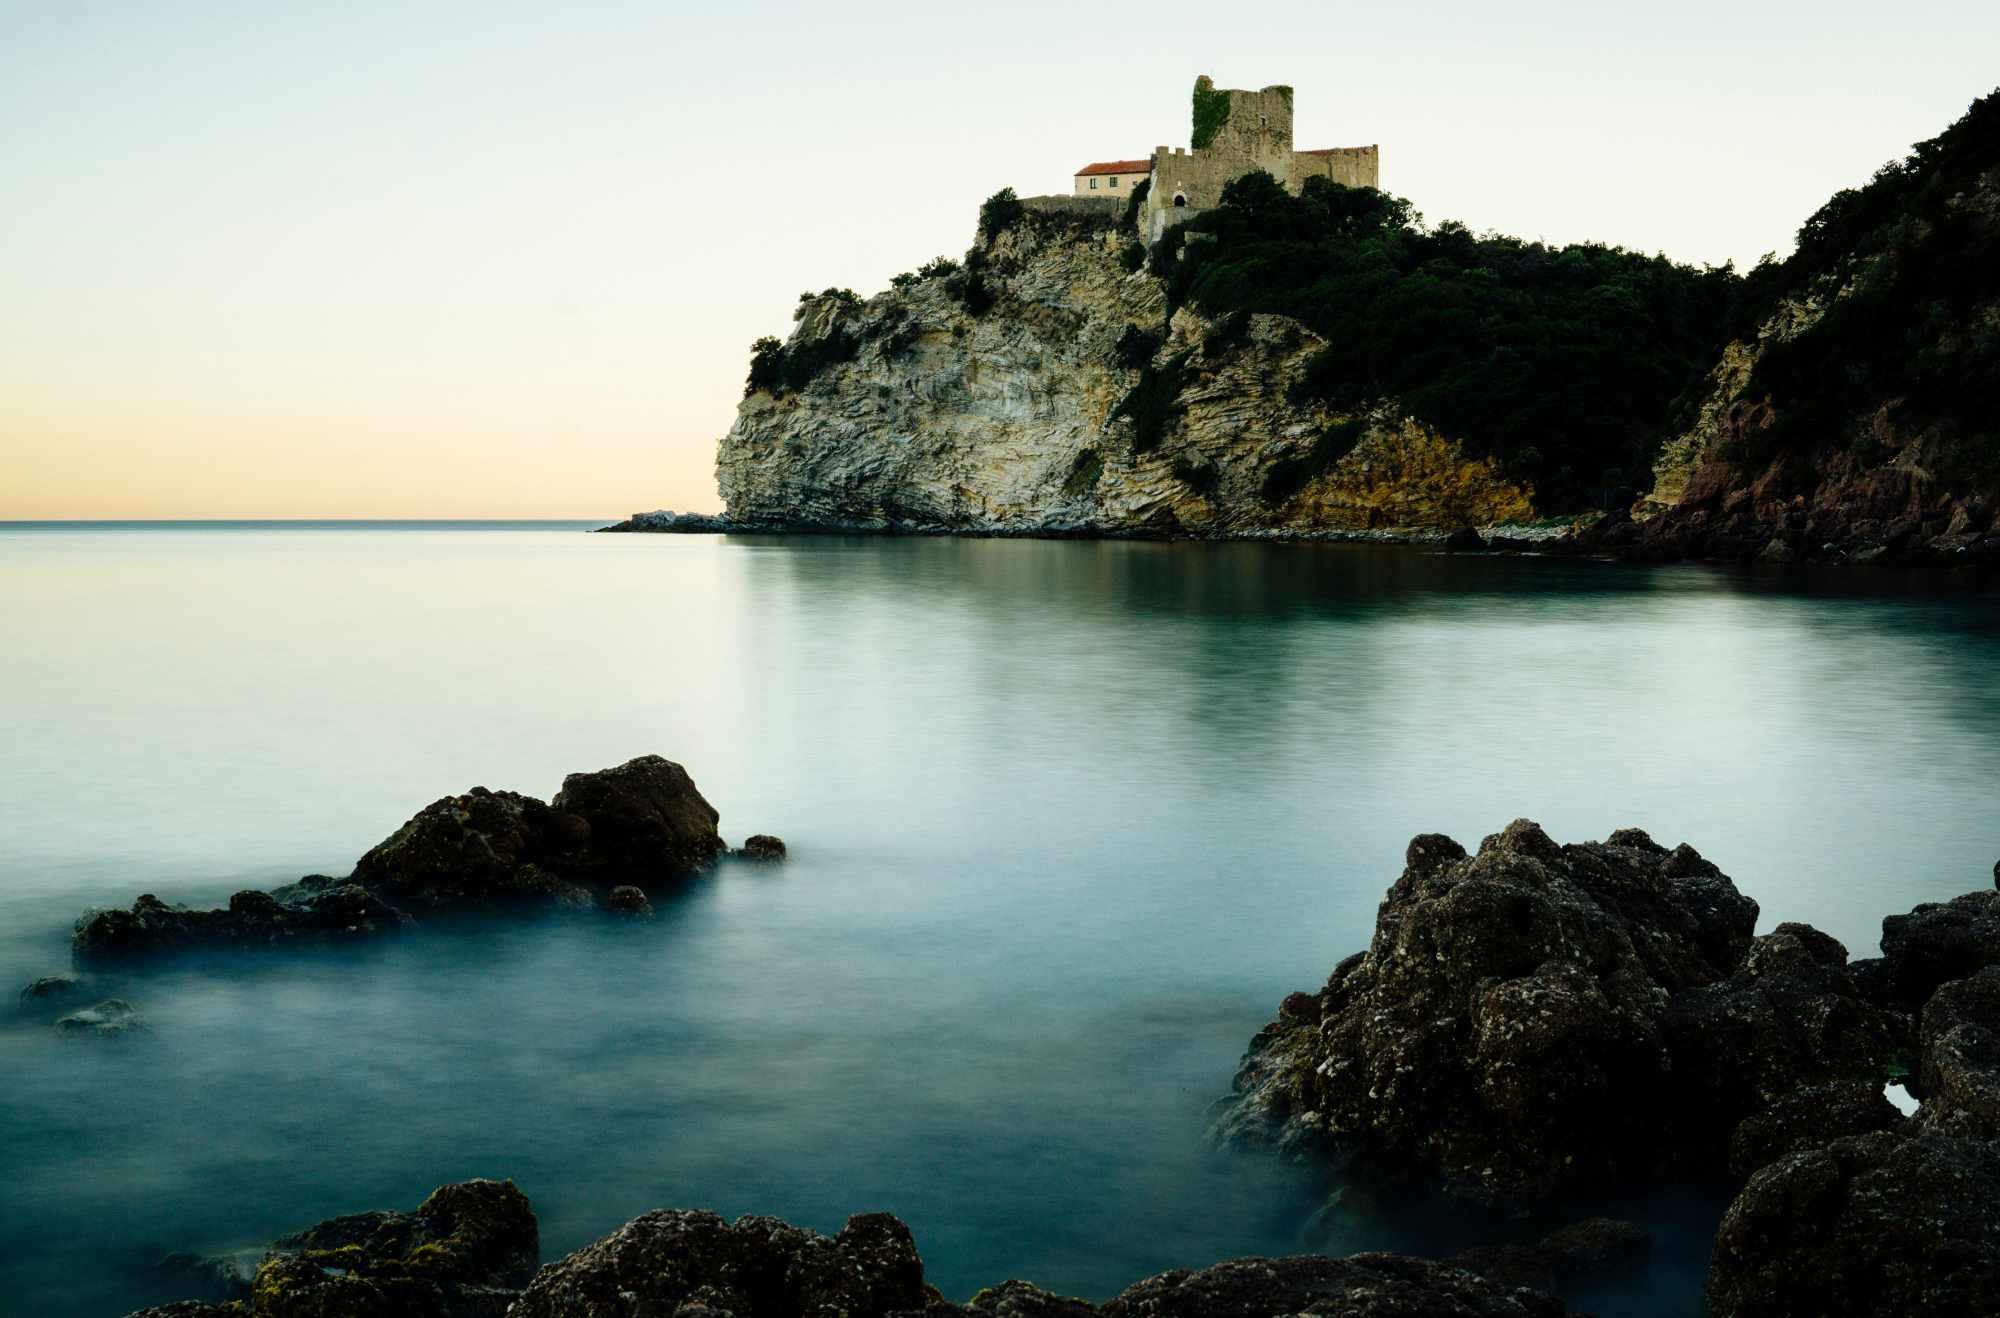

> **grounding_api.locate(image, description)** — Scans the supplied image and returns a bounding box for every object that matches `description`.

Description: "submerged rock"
[1442,525,1487,552]
[19,973,85,1006]
[1706,1130,2000,1317]
[53,998,149,1040]
[1216,821,1758,1206]
[72,886,411,966]
[509,1209,926,1318]
[738,834,787,863]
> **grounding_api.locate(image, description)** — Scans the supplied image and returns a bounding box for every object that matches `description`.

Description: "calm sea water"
[2,523,1996,1318]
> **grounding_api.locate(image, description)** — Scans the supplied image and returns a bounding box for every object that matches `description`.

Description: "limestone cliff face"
[715,214,1532,536]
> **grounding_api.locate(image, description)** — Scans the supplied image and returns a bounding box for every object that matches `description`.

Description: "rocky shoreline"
[594,507,2000,571]
[24,767,2000,1316]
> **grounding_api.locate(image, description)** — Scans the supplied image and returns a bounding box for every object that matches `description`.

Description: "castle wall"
[1290,145,1379,191]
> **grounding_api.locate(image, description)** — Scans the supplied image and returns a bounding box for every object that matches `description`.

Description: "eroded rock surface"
[1706,1130,2000,1318]
[509,1209,927,1318]
[53,997,150,1040]
[1216,821,1759,1205]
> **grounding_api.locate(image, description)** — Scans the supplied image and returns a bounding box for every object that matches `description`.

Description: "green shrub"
[979,187,1025,241]
[1121,178,1151,233]
[1118,241,1145,273]
[1112,351,1191,453]
[917,256,960,280]
[745,336,784,396]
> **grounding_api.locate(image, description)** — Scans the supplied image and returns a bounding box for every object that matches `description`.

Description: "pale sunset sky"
[3,1,1996,519]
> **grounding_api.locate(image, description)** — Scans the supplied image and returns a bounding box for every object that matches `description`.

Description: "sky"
[2,1,1996,519]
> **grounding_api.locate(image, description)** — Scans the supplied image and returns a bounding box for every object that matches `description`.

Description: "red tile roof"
[1075,159,1151,177]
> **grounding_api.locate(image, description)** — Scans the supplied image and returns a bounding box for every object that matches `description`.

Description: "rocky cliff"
[708,201,1535,538]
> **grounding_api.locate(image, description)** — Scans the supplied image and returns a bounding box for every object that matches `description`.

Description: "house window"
[1109,176,1118,187]
[1089,178,1098,188]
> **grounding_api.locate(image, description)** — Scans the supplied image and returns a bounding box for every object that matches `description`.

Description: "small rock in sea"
[152,1251,249,1304]
[19,974,85,1006]
[54,998,150,1040]
[1443,525,1487,552]
[606,885,654,920]
[738,834,788,863]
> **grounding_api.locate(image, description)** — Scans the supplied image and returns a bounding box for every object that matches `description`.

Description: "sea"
[2,521,1996,1316]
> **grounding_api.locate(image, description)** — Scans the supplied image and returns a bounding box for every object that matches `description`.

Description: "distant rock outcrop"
[72,756,749,966]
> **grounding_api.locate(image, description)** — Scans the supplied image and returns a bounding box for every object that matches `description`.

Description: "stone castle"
[1073,76,1379,243]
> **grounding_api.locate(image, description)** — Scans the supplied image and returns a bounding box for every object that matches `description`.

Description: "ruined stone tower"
[1142,76,1379,243]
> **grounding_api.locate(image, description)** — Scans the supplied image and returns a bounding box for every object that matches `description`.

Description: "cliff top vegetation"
[1150,170,1739,512]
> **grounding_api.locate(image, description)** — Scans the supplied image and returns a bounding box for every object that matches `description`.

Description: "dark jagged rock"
[126,1305,238,1318]
[738,834,788,863]
[19,973,84,1005]
[509,1209,926,1318]
[944,1280,1099,1318]
[241,1178,537,1318]
[547,756,725,883]
[1727,1079,1902,1177]
[1214,821,1758,1206]
[1442,525,1487,552]
[1451,1218,1650,1294]
[75,757,729,965]
[1661,922,1907,1150]
[1876,889,2000,1008]
[1915,964,2000,1136]
[53,998,150,1040]
[1706,1130,2000,1317]
[605,885,654,920]
[350,757,721,902]
[352,788,571,907]
[1097,1253,1567,1318]
[72,886,411,966]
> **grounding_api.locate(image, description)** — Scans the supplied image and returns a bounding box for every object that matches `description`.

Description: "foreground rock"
[137,1191,1583,1318]
[131,1179,536,1318]
[73,756,751,965]
[1706,1130,2000,1317]
[1216,820,1761,1205]
[511,1209,927,1318]
[1660,922,1904,1155]
[1093,1254,1567,1318]
[738,834,787,862]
